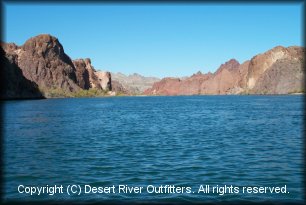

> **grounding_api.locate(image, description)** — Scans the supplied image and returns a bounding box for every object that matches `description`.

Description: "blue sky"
[4,3,303,78]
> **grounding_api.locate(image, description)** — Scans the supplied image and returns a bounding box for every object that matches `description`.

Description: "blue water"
[3,96,304,203]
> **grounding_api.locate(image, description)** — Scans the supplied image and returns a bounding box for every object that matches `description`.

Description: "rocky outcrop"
[72,58,111,91]
[199,59,242,94]
[250,58,304,94]
[245,46,304,94]
[111,72,160,94]
[144,59,242,95]
[111,80,130,94]
[95,71,111,91]
[144,46,305,95]
[2,34,112,99]
[15,34,80,93]
[144,77,182,95]
[2,34,304,98]
[1,45,44,99]
[72,59,91,90]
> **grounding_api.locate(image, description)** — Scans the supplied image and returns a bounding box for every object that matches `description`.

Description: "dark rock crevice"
[0,47,44,100]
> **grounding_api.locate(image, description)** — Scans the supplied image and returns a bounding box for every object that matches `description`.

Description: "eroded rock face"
[1,45,44,99]
[111,80,129,94]
[250,57,304,94]
[2,34,112,98]
[245,46,305,93]
[200,59,241,94]
[16,34,80,92]
[95,71,111,91]
[144,59,241,95]
[144,46,305,95]
[2,34,304,98]
[246,46,289,89]
[72,59,91,89]
[72,58,112,91]
[144,77,182,95]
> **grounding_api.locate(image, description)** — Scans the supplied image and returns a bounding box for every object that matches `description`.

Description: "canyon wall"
[2,34,304,99]
[1,34,111,99]
[144,46,305,95]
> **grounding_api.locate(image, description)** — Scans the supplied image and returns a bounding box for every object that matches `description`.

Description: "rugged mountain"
[144,46,305,95]
[143,59,242,95]
[13,34,80,93]
[72,58,111,91]
[245,46,304,94]
[2,34,304,99]
[111,72,160,94]
[197,59,242,94]
[1,45,44,99]
[1,34,111,99]
[111,80,130,95]
[72,58,91,90]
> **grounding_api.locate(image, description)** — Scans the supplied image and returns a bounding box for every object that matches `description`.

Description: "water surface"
[3,96,304,203]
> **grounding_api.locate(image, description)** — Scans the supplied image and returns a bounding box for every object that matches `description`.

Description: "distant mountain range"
[111,72,160,95]
[1,34,304,99]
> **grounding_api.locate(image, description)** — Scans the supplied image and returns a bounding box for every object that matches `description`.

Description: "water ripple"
[3,95,303,202]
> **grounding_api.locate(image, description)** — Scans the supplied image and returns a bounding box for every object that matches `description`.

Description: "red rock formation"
[200,59,241,94]
[72,59,91,89]
[144,46,305,95]
[1,45,44,99]
[15,34,80,92]
[2,34,304,98]
[2,34,112,98]
[144,59,241,95]
[245,46,304,94]
[72,58,112,91]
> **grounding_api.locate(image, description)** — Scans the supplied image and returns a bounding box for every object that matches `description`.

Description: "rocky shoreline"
[144,46,305,95]
[1,34,304,100]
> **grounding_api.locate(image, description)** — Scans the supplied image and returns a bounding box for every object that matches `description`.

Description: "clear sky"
[4,3,303,78]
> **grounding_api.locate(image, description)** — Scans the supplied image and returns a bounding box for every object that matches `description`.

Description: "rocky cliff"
[144,46,305,95]
[72,58,111,91]
[1,45,44,99]
[1,34,111,99]
[245,46,304,94]
[13,34,80,93]
[95,70,112,91]
[2,35,304,99]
